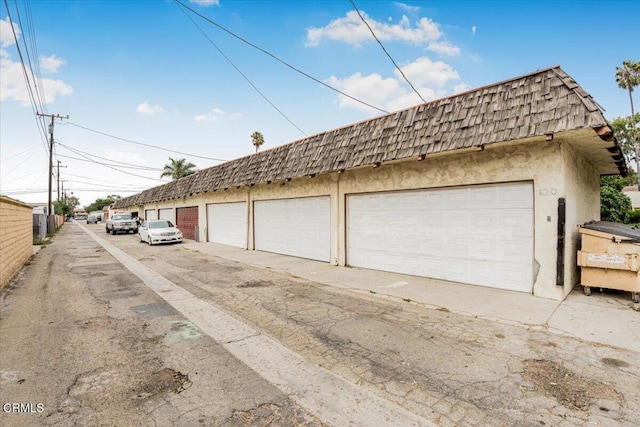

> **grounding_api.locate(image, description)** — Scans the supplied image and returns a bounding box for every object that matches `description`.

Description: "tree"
[612,114,640,164]
[251,131,265,153]
[615,60,640,117]
[161,158,196,180]
[84,196,120,213]
[600,175,632,223]
[53,200,72,217]
[615,61,640,189]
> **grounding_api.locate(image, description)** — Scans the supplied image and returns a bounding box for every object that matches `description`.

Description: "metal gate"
[176,206,199,241]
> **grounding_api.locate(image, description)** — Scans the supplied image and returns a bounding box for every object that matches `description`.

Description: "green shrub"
[627,209,640,224]
[601,186,631,223]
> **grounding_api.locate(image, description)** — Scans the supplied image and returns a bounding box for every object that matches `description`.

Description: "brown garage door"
[176,206,199,240]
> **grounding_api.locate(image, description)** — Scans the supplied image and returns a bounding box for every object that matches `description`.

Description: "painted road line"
[80,224,433,427]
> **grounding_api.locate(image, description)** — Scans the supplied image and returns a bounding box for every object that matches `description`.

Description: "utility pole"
[57,160,67,201]
[36,113,68,227]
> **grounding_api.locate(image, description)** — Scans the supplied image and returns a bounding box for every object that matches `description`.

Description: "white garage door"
[206,202,247,248]
[347,182,534,292]
[254,196,330,262]
[145,209,157,221]
[158,208,174,222]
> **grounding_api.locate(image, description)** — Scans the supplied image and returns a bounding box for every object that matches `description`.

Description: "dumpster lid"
[579,221,640,239]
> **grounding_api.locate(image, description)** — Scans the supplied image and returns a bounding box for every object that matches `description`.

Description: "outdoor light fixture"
[307,174,316,178]
[417,154,425,161]
[372,162,381,168]
[476,144,485,151]
[266,180,272,185]
[545,133,554,142]
[337,169,345,174]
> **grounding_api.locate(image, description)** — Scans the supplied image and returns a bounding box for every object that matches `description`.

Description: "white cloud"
[40,55,65,74]
[453,83,472,94]
[136,101,164,115]
[0,17,19,48]
[471,25,477,35]
[394,2,421,13]
[326,72,405,111]
[194,108,241,123]
[306,11,459,56]
[0,53,72,105]
[395,56,459,88]
[189,0,219,6]
[426,40,460,56]
[327,56,462,114]
[0,18,72,105]
[306,11,442,48]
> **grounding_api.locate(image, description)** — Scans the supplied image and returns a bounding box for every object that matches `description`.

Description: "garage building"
[112,66,626,300]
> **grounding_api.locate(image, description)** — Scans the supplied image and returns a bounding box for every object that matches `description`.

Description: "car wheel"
[111,228,116,235]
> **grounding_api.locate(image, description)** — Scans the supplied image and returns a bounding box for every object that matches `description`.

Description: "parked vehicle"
[139,220,182,246]
[105,213,138,235]
[86,215,99,224]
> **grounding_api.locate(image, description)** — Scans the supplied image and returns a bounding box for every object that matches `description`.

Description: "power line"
[63,122,227,162]
[61,171,148,188]
[177,3,307,137]
[174,0,389,114]
[2,0,49,151]
[55,145,166,183]
[0,145,40,162]
[57,142,164,171]
[348,0,427,104]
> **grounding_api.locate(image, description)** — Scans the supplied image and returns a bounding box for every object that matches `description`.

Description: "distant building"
[622,186,640,209]
[30,203,48,215]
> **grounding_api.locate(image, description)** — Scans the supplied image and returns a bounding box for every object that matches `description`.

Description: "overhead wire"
[57,142,164,171]
[173,0,389,114]
[53,143,166,182]
[61,171,147,188]
[63,122,227,162]
[176,2,307,136]
[13,0,48,113]
[348,0,427,104]
[2,0,49,151]
[0,145,40,162]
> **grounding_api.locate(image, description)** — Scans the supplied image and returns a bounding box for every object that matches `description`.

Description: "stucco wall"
[117,135,605,300]
[561,140,601,297]
[0,197,33,289]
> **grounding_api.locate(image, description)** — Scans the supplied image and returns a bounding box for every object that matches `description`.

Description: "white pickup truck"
[105,213,138,235]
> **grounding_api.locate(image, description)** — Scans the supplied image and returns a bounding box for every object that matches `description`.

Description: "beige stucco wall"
[0,197,33,289]
[119,134,605,301]
[561,140,601,297]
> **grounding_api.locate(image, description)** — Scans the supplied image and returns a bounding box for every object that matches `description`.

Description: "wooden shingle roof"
[113,66,625,209]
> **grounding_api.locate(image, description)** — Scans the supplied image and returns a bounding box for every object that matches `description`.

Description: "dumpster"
[577,221,640,303]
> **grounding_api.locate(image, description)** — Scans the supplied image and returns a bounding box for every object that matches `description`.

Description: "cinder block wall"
[0,197,33,289]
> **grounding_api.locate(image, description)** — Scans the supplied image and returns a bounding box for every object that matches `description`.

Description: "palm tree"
[251,131,265,153]
[616,60,640,116]
[161,157,196,180]
[616,60,640,188]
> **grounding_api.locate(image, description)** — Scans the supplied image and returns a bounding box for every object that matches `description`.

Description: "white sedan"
[139,220,183,246]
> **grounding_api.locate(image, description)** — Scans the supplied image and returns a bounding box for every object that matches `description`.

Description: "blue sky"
[1,0,638,207]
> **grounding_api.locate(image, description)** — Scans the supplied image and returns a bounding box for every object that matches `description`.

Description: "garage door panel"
[145,209,157,221]
[176,207,198,241]
[158,208,174,222]
[254,197,330,262]
[207,202,247,248]
[347,182,533,292]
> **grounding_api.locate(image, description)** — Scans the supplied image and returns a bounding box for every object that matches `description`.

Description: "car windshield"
[148,221,174,229]
[113,214,132,220]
